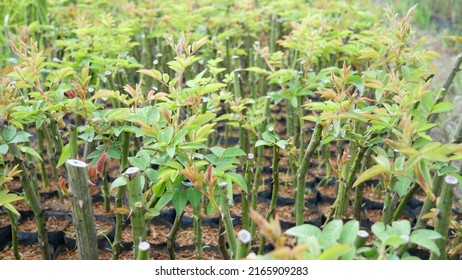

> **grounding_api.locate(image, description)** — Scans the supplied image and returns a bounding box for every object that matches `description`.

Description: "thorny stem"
[193,203,202,260]
[295,123,322,226]
[6,209,20,260]
[334,146,367,220]
[241,154,254,231]
[9,143,51,260]
[250,97,271,237]
[218,215,231,260]
[392,183,419,222]
[66,159,98,260]
[36,129,48,188]
[167,212,184,260]
[259,145,280,253]
[430,176,458,260]
[429,54,462,123]
[416,116,462,229]
[101,162,110,213]
[125,167,146,258]
[112,131,130,260]
[220,183,237,258]
[266,146,280,221]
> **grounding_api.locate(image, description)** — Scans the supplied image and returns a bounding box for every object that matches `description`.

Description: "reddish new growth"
[87,150,107,185]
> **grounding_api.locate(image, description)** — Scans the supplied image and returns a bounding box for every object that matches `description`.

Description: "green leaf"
[227,172,247,193]
[371,222,387,241]
[2,126,16,142]
[255,140,270,147]
[172,129,187,146]
[0,144,9,155]
[319,244,352,260]
[431,102,454,114]
[262,131,278,143]
[186,113,216,129]
[57,144,70,167]
[285,224,321,239]
[110,176,127,191]
[107,147,122,159]
[138,69,162,81]
[166,146,175,158]
[154,191,173,211]
[275,140,288,149]
[172,189,188,214]
[145,208,160,218]
[437,165,458,176]
[180,142,208,150]
[107,108,132,121]
[196,124,215,141]
[187,188,202,207]
[3,203,21,217]
[145,168,158,182]
[339,220,359,245]
[384,235,407,247]
[164,161,183,170]
[373,155,390,170]
[353,164,389,187]
[223,147,246,158]
[421,93,434,112]
[19,146,42,162]
[128,151,151,170]
[393,175,413,197]
[321,220,343,248]
[162,127,174,144]
[9,131,31,144]
[200,83,226,94]
[0,190,23,205]
[209,146,225,158]
[410,229,441,256]
[245,67,270,75]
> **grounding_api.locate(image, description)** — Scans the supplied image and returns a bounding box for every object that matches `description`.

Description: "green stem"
[136,242,150,260]
[101,162,110,213]
[392,183,419,222]
[6,209,20,260]
[353,185,364,221]
[125,167,146,258]
[111,184,126,260]
[295,123,322,225]
[236,229,251,259]
[354,230,369,249]
[241,154,254,231]
[193,203,202,260]
[429,176,458,260]
[251,145,262,238]
[266,146,280,220]
[66,159,98,260]
[112,132,130,260]
[69,124,78,159]
[259,145,280,252]
[415,164,445,229]
[120,131,130,169]
[9,143,51,260]
[218,215,231,260]
[429,54,462,123]
[416,115,462,229]
[36,129,48,188]
[167,212,184,260]
[219,183,237,257]
[250,97,271,238]
[42,125,59,181]
[334,146,367,220]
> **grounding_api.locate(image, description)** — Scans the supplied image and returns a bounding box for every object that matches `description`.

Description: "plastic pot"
[64,215,115,250]
[17,211,69,249]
